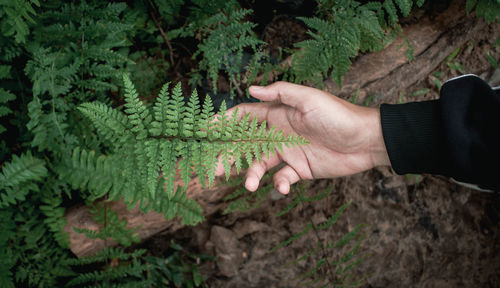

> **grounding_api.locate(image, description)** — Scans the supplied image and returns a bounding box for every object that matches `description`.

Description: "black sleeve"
[380,75,500,191]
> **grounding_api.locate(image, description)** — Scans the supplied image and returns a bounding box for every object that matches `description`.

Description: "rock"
[375,175,408,204]
[232,220,270,239]
[210,225,242,277]
[487,67,500,87]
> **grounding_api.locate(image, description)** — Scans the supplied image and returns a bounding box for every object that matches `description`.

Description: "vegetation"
[1,0,497,286]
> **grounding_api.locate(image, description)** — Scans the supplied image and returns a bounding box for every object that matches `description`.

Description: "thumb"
[249,81,320,112]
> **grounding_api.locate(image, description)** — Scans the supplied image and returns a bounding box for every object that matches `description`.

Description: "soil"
[140,3,500,288]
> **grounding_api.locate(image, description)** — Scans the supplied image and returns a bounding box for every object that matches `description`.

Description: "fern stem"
[150,12,175,67]
[151,135,300,144]
[230,74,244,98]
[49,60,65,141]
[298,186,337,285]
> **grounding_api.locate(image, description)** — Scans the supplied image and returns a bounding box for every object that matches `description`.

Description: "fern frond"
[58,147,124,201]
[123,74,151,140]
[394,0,413,17]
[64,247,146,266]
[150,82,171,136]
[0,0,39,43]
[0,87,15,135]
[79,78,308,225]
[73,203,140,247]
[470,0,500,23]
[78,102,132,144]
[293,4,373,87]
[270,223,313,253]
[159,186,204,226]
[0,152,47,208]
[193,0,264,97]
[39,180,70,248]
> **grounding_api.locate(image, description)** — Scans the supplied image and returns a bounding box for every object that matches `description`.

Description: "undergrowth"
[223,181,368,287]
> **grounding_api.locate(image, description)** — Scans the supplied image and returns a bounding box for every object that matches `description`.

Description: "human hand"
[216,81,390,194]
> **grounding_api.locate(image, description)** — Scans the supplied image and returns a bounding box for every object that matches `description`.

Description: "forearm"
[379,75,500,191]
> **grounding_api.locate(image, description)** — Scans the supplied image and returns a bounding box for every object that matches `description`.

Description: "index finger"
[227,102,275,123]
[249,81,321,113]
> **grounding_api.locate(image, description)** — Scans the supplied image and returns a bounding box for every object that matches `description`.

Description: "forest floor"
[139,7,500,288]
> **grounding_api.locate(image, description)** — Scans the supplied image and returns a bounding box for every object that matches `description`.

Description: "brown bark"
[324,1,494,103]
[65,2,498,258]
[65,176,237,257]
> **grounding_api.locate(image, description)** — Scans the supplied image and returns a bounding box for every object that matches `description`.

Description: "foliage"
[291,0,425,88]
[272,184,368,287]
[221,179,368,287]
[76,74,307,225]
[73,203,141,247]
[144,240,215,287]
[466,0,500,23]
[64,247,151,287]
[190,0,264,98]
[0,196,73,287]
[0,0,40,43]
[223,173,274,214]
[64,242,213,287]
[0,152,47,207]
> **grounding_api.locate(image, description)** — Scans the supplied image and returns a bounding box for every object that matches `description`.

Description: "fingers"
[227,102,273,123]
[249,81,322,112]
[214,155,234,177]
[245,155,281,192]
[273,165,301,195]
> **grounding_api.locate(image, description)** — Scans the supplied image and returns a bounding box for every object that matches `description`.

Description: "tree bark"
[65,1,498,258]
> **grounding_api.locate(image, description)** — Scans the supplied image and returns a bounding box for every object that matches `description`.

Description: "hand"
[217,81,390,194]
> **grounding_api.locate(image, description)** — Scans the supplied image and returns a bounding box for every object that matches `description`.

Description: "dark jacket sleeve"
[380,75,500,191]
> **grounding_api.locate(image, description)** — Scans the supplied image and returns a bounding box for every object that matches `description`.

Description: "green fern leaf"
[78,78,308,225]
[123,74,151,140]
[383,0,398,25]
[394,0,413,17]
[0,152,47,208]
[466,0,479,13]
[78,102,131,144]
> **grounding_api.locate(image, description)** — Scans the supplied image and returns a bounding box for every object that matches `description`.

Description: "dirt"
[144,168,499,287]
[141,4,500,288]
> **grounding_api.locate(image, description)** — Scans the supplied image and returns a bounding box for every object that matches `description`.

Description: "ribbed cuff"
[380,100,449,175]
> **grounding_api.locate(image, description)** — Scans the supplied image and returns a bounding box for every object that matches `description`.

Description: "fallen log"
[65,1,498,257]
[324,1,495,102]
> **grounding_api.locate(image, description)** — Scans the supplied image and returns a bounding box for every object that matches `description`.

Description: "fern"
[293,1,382,87]
[75,74,307,225]
[271,183,367,287]
[293,0,424,88]
[0,86,15,137]
[223,173,274,214]
[1,201,74,287]
[151,0,184,25]
[73,203,140,247]
[0,0,40,43]
[64,247,149,287]
[0,152,48,208]
[192,0,264,98]
[466,0,500,23]
[64,244,210,287]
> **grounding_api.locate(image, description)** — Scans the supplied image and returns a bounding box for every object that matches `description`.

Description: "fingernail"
[245,177,257,191]
[278,183,289,195]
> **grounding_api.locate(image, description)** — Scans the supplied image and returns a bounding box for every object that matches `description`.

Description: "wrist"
[365,107,391,168]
